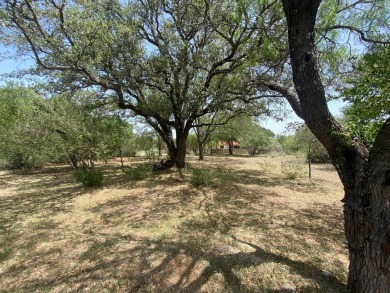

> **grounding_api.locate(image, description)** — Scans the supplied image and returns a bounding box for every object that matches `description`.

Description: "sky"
[0,43,346,135]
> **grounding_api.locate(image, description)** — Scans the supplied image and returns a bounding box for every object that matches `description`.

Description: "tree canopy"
[0,84,135,169]
[342,44,390,146]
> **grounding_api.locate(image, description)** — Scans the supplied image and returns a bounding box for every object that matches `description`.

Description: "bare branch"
[326,25,390,45]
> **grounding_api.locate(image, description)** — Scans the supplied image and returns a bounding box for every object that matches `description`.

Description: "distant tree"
[48,92,135,169]
[135,130,158,159]
[239,124,274,156]
[213,115,253,155]
[0,84,135,170]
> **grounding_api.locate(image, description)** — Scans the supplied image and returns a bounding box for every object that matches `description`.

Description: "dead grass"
[0,154,348,292]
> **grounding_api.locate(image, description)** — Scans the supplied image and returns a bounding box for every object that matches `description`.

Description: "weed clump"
[190,168,213,187]
[74,168,103,187]
[281,161,304,180]
[190,167,232,187]
[123,163,151,180]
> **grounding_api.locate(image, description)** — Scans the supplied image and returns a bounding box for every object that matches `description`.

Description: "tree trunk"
[281,1,390,292]
[228,137,233,155]
[68,152,78,169]
[343,120,390,293]
[198,139,204,160]
[308,141,312,179]
[163,128,189,169]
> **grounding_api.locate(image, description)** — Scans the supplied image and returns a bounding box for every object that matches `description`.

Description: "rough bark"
[281,1,390,292]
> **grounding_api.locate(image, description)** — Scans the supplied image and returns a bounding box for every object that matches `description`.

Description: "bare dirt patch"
[0,154,347,292]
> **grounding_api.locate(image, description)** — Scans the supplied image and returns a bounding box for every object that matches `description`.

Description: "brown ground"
[0,154,348,292]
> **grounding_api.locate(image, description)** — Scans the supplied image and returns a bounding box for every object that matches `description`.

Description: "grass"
[0,154,348,292]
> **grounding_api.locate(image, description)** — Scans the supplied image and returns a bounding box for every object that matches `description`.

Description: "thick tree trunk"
[344,120,390,293]
[163,128,189,169]
[281,1,390,292]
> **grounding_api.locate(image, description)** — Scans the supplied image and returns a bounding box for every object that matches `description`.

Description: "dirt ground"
[0,154,348,292]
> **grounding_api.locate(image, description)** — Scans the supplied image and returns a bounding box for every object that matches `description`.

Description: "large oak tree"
[1,0,283,168]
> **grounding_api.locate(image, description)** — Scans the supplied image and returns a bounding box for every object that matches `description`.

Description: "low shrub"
[75,168,103,187]
[123,163,151,180]
[281,161,304,180]
[214,166,233,185]
[190,167,233,187]
[190,168,213,187]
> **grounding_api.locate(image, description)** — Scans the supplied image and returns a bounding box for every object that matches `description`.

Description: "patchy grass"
[0,155,347,292]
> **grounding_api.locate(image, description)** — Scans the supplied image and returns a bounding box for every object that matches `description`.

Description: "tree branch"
[326,25,390,45]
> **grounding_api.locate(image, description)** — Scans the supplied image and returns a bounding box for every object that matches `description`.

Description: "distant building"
[219,141,240,153]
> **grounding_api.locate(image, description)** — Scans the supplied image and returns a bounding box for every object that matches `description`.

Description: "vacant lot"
[0,155,348,292]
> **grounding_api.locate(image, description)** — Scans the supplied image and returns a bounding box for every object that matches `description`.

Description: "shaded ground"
[0,154,347,292]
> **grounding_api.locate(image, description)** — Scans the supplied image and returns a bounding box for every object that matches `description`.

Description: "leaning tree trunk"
[281,1,390,292]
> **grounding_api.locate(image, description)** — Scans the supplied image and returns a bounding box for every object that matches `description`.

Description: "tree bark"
[228,137,233,155]
[281,1,390,292]
[162,126,189,169]
[198,139,204,160]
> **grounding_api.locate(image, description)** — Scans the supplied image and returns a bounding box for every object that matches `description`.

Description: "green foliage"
[190,168,214,187]
[0,84,64,170]
[190,167,232,187]
[186,134,199,154]
[278,125,330,163]
[135,130,159,159]
[342,45,390,147]
[74,168,103,187]
[0,243,12,263]
[0,84,136,170]
[213,115,274,156]
[123,164,151,181]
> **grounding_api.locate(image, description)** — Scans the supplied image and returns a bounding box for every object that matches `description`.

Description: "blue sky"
[0,43,345,135]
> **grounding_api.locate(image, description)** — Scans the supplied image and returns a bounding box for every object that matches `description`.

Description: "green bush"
[75,168,103,187]
[190,167,232,187]
[123,163,151,180]
[307,151,331,163]
[190,168,213,187]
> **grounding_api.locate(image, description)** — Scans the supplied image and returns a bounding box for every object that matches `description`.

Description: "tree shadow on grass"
[0,160,347,292]
[2,232,347,293]
[0,167,92,230]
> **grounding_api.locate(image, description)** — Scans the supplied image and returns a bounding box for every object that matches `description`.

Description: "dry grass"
[0,154,348,292]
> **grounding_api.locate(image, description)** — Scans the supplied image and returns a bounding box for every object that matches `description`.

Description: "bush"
[281,161,304,180]
[190,168,213,187]
[75,168,103,187]
[123,163,151,180]
[190,167,232,187]
[214,167,233,184]
[307,151,331,163]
